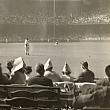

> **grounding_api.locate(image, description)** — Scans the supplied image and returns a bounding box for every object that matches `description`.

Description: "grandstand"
[0,0,110,42]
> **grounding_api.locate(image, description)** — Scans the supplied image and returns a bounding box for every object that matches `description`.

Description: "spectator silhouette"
[44,58,62,82]
[4,60,14,79]
[8,57,26,84]
[25,66,32,81]
[61,62,75,82]
[27,63,53,87]
[0,63,9,84]
[97,65,110,86]
[6,60,14,73]
[76,61,95,83]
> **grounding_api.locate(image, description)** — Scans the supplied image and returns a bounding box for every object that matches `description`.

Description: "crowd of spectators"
[0,11,110,25]
[0,57,95,85]
[1,56,110,109]
[0,7,109,42]
[0,33,110,43]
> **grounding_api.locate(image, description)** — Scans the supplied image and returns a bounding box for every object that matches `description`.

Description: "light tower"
[53,0,56,42]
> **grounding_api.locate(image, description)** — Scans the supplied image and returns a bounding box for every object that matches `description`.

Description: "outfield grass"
[0,42,110,78]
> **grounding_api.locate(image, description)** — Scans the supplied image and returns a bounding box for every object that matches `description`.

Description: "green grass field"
[0,42,110,78]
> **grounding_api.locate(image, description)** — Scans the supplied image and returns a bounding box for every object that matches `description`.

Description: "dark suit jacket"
[27,75,53,87]
[76,69,95,83]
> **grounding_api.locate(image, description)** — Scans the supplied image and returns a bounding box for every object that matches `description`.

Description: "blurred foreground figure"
[27,63,53,86]
[73,86,110,109]
[24,38,29,55]
[76,61,95,83]
[0,63,9,84]
[44,58,62,82]
[3,60,14,80]
[61,62,75,82]
[73,65,110,109]
[97,65,110,86]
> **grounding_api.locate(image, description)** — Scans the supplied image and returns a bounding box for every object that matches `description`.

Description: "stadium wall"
[0,24,110,43]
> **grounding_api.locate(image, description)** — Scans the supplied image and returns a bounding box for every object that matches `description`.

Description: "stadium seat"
[0,84,61,110]
[0,84,60,98]
[33,89,61,110]
[5,97,38,110]
[0,89,8,99]
[10,90,34,99]
[0,104,11,110]
[60,92,74,110]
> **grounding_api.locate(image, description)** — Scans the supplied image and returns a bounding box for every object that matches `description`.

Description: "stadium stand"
[0,0,110,42]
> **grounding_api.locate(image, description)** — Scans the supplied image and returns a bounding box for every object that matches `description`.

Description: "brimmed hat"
[11,57,26,74]
[44,58,53,70]
[62,62,71,74]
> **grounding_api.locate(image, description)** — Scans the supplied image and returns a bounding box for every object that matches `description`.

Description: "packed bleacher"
[0,12,110,25]
[0,1,110,43]
[0,5,110,25]
[0,0,110,43]
[0,56,110,110]
[0,8,110,42]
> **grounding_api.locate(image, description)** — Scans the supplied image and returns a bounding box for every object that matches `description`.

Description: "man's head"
[7,60,14,72]
[81,61,88,70]
[25,66,32,75]
[35,63,44,76]
[105,65,110,78]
